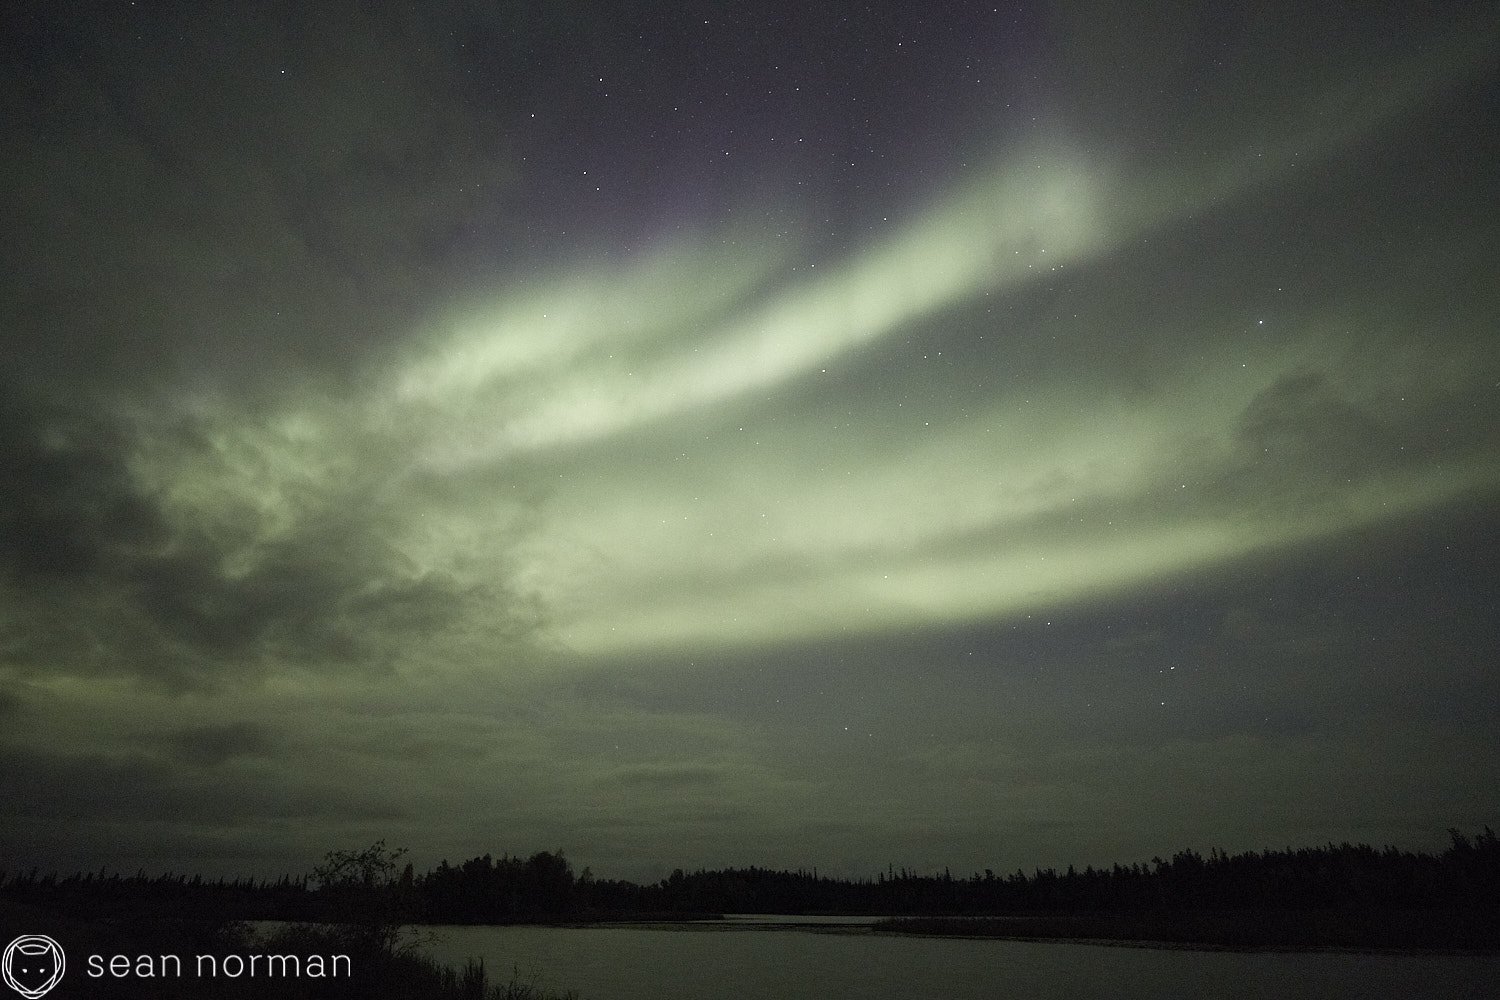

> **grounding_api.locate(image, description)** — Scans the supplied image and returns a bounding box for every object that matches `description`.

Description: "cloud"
[0,745,339,825]
[1214,371,1416,512]
[125,523,477,669]
[0,402,167,580]
[0,397,538,688]
[603,763,728,790]
[156,721,277,769]
[0,3,513,395]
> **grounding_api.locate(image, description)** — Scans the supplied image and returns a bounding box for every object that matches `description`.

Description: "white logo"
[2,936,65,999]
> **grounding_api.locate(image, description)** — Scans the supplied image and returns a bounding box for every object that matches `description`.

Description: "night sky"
[2,2,1498,882]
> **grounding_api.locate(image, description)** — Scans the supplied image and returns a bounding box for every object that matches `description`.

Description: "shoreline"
[413,911,1500,956]
[866,913,1500,956]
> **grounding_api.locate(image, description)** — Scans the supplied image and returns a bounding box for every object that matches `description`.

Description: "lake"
[421,916,1500,1000]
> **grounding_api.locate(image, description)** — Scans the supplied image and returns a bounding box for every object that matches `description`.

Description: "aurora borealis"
[2,3,1497,880]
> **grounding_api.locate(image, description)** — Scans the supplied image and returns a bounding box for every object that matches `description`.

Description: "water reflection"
[423,920,1500,1000]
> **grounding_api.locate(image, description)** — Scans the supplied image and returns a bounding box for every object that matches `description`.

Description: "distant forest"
[5,828,1498,926]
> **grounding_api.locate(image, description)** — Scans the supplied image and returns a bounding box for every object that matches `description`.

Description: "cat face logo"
[2,936,65,999]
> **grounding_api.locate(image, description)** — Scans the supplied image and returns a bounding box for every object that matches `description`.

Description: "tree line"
[4,828,1497,924]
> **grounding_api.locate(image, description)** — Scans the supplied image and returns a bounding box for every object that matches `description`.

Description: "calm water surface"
[422,918,1499,1000]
